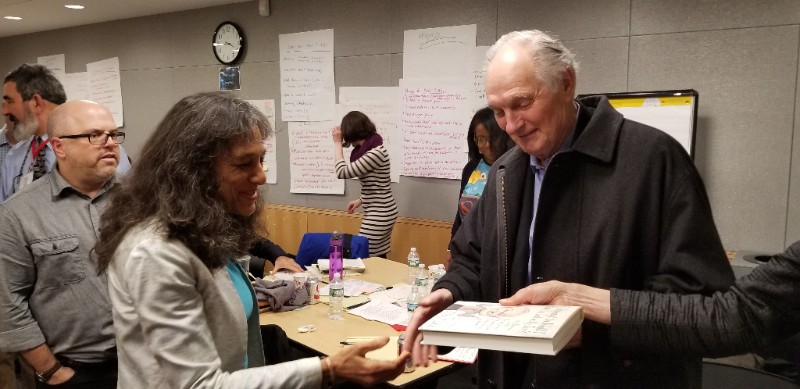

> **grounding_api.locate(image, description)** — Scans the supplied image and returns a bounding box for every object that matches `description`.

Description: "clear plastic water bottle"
[406,284,420,319]
[329,272,344,320]
[407,247,420,284]
[329,231,343,282]
[415,264,429,297]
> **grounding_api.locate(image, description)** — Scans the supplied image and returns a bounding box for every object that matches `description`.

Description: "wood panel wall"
[259,204,452,267]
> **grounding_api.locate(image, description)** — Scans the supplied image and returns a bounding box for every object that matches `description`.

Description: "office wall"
[0,0,798,252]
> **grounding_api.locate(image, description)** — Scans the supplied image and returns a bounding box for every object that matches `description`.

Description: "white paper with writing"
[87,57,124,127]
[471,46,490,111]
[346,300,409,326]
[288,121,343,194]
[246,99,278,184]
[400,78,470,179]
[63,72,89,101]
[279,29,335,122]
[367,284,413,305]
[403,24,476,79]
[37,54,66,86]
[437,347,478,364]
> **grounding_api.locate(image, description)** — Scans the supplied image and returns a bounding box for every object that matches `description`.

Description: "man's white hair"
[486,30,579,92]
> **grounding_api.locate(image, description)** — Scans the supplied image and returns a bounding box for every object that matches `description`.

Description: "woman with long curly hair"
[96,92,407,388]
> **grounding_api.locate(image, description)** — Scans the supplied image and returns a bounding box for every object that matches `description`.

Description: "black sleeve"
[610,241,800,357]
[249,238,290,263]
[248,256,268,278]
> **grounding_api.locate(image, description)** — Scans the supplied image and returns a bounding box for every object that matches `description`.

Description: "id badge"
[18,172,34,191]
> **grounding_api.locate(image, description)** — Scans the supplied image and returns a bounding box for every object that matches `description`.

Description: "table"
[260,257,458,388]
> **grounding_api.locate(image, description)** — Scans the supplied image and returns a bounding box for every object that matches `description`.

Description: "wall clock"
[212,21,245,65]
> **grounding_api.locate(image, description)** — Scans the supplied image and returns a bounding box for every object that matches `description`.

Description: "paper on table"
[317,258,366,272]
[437,347,478,364]
[368,284,413,305]
[347,300,409,326]
[319,279,385,297]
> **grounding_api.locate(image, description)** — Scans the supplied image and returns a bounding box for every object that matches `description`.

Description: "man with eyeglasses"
[0,64,131,203]
[0,100,120,388]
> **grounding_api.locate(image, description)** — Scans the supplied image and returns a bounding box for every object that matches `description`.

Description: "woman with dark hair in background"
[447,107,513,266]
[96,93,407,388]
[332,111,397,258]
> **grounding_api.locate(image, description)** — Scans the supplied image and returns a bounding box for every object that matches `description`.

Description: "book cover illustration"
[420,301,579,340]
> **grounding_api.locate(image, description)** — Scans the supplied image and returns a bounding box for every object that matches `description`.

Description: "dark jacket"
[612,241,800,357]
[248,238,291,278]
[437,96,735,389]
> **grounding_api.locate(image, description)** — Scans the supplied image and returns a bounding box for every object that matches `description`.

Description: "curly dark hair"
[4,64,67,104]
[340,111,377,147]
[96,92,270,272]
[467,107,514,163]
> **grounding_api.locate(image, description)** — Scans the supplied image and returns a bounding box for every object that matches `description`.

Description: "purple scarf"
[350,133,383,162]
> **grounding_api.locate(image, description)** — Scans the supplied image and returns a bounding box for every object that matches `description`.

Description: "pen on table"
[345,300,370,309]
[340,336,379,345]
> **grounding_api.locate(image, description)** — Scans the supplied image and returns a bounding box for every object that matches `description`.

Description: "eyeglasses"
[58,131,125,145]
[474,136,490,146]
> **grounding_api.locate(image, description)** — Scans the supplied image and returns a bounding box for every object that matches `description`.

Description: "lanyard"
[31,137,50,159]
[16,137,50,179]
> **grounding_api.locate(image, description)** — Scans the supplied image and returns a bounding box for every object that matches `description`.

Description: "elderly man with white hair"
[405,30,735,389]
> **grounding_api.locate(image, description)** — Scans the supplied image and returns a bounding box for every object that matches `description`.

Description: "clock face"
[213,22,244,64]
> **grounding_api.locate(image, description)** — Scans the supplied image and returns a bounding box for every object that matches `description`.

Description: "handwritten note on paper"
[87,57,124,127]
[63,72,89,101]
[288,121,344,194]
[400,78,470,180]
[471,46,490,110]
[246,99,279,184]
[347,300,409,326]
[338,87,402,182]
[279,29,336,122]
[403,24,476,79]
[37,54,66,85]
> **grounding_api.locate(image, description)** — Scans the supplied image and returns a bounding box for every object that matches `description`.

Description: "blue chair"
[294,232,370,269]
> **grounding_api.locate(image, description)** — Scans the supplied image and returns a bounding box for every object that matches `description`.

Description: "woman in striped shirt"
[332,111,397,258]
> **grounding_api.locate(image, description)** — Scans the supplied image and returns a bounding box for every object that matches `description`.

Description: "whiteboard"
[579,90,698,158]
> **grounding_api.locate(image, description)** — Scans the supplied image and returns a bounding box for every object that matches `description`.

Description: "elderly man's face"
[51,102,120,187]
[3,82,39,140]
[486,46,576,162]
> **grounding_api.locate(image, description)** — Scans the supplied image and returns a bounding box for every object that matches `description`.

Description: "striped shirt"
[335,145,397,256]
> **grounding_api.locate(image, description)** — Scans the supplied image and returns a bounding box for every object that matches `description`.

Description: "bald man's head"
[47,100,113,138]
[48,100,120,195]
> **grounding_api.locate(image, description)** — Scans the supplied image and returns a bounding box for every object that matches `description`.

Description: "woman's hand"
[271,256,304,274]
[346,198,363,214]
[326,337,409,386]
[332,126,343,144]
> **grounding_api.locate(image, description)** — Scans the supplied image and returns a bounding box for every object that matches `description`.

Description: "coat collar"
[570,95,624,164]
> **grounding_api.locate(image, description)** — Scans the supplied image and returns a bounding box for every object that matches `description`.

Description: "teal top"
[226,260,254,367]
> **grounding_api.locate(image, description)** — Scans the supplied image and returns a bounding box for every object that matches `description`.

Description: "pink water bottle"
[329,231,343,282]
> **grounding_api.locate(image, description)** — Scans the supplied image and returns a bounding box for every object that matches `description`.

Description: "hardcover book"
[418,301,583,356]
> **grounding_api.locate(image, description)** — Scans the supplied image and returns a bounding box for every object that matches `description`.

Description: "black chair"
[702,360,799,389]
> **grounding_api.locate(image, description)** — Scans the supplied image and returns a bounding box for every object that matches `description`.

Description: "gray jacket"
[107,222,322,388]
